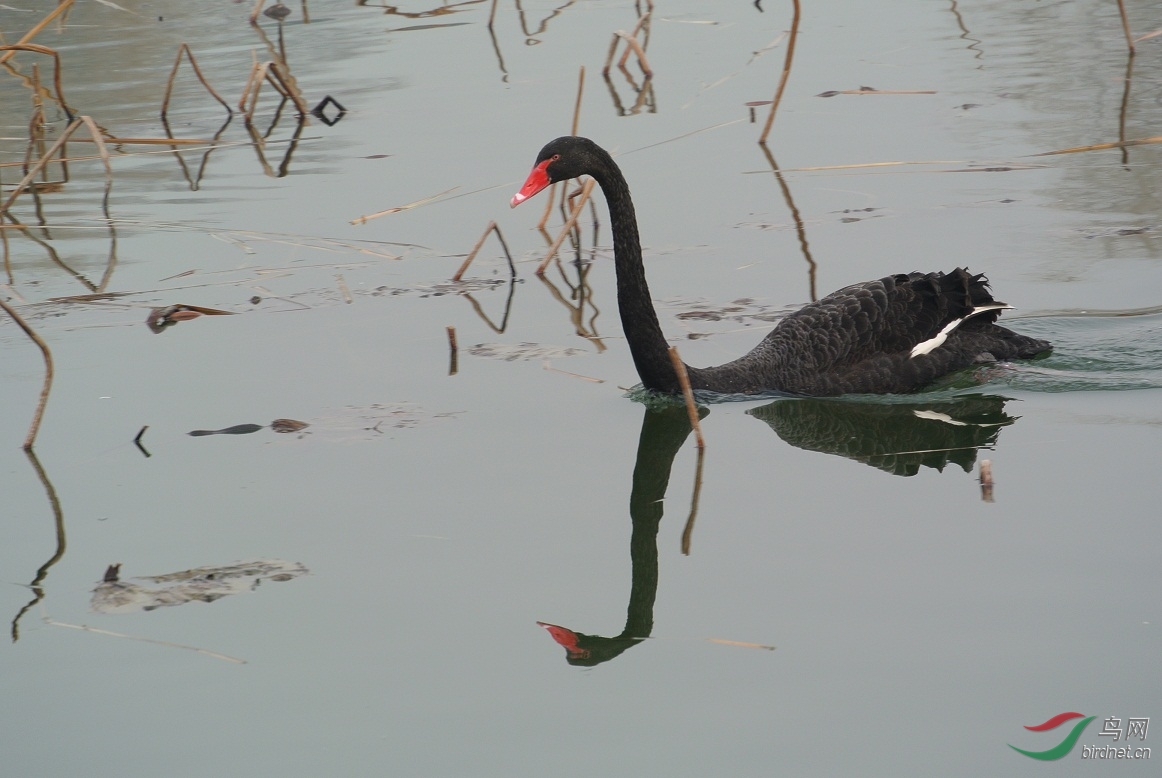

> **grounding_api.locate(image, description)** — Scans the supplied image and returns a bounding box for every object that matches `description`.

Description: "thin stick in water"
[453,220,513,281]
[0,297,54,450]
[667,347,705,449]
[759,0,800,144]
[1116,0,1135,54]
[681,446,705,555]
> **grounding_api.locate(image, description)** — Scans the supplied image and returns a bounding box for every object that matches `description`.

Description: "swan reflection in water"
[538,394,1015,666]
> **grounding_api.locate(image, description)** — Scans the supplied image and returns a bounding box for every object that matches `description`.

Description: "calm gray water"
[2,1,1160,775]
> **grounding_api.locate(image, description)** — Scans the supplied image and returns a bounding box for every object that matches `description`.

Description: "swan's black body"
[513,136,1051,396]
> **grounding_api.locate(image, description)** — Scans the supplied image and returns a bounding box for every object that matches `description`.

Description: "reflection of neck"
[622,406,698,640]
[547,406,698,668]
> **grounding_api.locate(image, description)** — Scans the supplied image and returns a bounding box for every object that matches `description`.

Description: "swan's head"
[510,136,601,208]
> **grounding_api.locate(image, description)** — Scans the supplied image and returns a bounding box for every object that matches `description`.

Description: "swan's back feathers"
[685,269,1050,395]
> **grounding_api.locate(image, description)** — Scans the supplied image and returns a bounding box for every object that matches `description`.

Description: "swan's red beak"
[510,159,552,208]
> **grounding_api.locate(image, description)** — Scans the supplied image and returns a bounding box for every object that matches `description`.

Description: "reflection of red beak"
[537,621,589,659]
[510,159,552,208]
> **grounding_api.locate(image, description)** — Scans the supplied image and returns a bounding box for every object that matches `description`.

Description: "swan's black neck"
[587,149,684,393]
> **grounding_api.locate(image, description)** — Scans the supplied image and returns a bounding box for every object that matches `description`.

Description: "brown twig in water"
[0,297,54,450]
[1116,0,1135,54]
[759,0,799,144]
[446,326,458,375]
[161,43,234,118]
[758,143,817,301]
[1,116,82,217]
[667,347,704,449]
[1032,135,1162,157]
[979,458,994,503]
[536,179,595,275]
[0,43,76,117]
[0,1,75,67]
[43,618,246,663]
[453,220,515,281]
[350,186,460,225]
[681,446,705,555]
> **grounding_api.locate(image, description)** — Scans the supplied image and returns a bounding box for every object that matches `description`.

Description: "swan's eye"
[551,154,560,162]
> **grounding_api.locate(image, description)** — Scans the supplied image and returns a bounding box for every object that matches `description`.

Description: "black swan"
[511,136,1051,396]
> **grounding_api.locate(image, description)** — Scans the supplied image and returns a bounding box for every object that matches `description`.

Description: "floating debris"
[91,559,308,615]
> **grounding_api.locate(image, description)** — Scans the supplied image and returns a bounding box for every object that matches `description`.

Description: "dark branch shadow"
[11,448,67,642]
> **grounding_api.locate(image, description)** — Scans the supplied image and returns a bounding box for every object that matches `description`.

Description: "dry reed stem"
[1116,0,1135,54]
[1032,135,1162,156]
[161,43,234,118]
[616,11,651,71]
[0,0,75,67]
[43,618,246,663]
[536,178,595,275]
[572,66,585,136]
[0,297,54,450]
[265,61,309,117]
[249,0,267,25]
[614,31,653,77]
[0,43,75,117]
[0,116,82,214]
[78,115,113,183]
[759,0,800,144]
[350,186,459,225]
[668,347,705,449]
[454,220,509,281]
[60,137,215,145]
[680,445,705,555]
[819,89,936,96]
[336,273,352,303]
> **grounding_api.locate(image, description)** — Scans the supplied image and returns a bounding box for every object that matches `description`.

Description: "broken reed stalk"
[161,43,234,118]
[453,220,498,281]
[536,178,595,275]
[668,347,705,449]
[446,325,458,375]
[605,31,653,78]
[0,297,54,450]
[680,446,705,555]
[249,0,267,25]
[0,0,75,67]
[572,66,585,136]
[0,43,75,117]
[1116,0,1135,54]
[617,10,652,72]
[0,116,83,215]
[759,0,800,144]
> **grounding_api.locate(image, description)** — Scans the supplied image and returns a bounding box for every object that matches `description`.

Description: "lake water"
[2,1,1160,775]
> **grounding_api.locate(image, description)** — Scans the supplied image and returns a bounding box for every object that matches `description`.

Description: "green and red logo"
[1009,712,1096,760]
